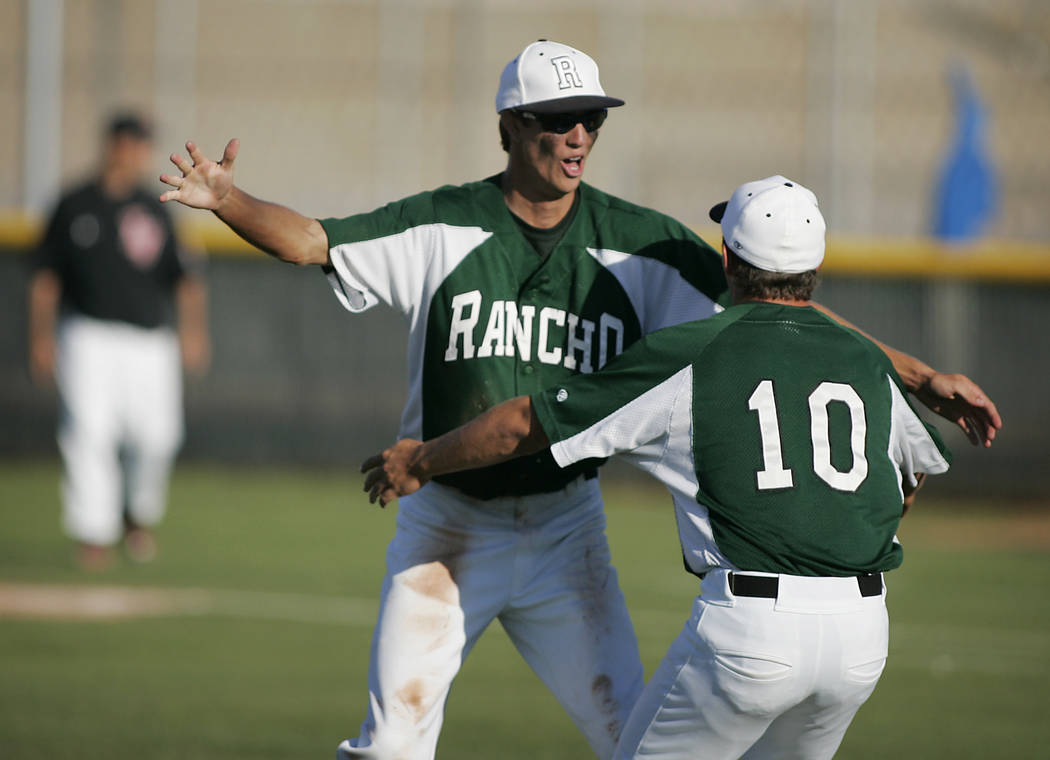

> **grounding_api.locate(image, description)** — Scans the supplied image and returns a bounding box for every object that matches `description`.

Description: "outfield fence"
[2,0,1048,497]
[3,225,1048,499]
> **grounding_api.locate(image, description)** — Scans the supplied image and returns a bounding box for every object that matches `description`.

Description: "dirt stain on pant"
[592,673,623,742]
[394,677,428,723]
[402,559,458,606]
[391,559,462,724]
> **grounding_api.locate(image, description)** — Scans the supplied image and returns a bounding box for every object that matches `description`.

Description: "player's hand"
[913,372,1002,447]
[160,139,238,211]
[361,439,428,507]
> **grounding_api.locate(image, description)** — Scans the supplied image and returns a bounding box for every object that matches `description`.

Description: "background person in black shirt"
[27,112,210,570]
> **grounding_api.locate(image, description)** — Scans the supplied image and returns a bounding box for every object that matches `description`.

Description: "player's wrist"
[898,356,936,393]
[211,186,238,218]
[407,442,432,482]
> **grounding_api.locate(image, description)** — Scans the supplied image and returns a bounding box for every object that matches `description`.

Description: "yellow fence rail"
[3,212,1048,283]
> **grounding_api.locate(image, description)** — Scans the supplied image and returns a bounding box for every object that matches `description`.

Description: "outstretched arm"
[27,270,61,385]
[160,139,329,266]
[361,396,548,507]
[812,302,1001,447]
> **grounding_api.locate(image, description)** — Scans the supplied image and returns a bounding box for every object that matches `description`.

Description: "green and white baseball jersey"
[320,175,727,499]
[531,303,952,576]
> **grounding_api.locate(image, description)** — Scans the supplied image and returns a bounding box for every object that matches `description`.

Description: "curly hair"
[725,247,819,302]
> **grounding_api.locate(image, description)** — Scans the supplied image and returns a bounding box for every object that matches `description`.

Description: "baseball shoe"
[76,543,114,572]
[123,526,157,563]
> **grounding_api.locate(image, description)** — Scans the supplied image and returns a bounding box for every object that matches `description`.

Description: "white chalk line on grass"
[0,582,378,626]
[2,582,1047,678]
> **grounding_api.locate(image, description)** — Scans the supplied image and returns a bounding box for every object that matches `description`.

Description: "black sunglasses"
[516,109,608,134]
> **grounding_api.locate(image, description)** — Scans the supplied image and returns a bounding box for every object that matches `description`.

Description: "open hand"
[160,139,239,211]
[914,372,1002,447]
[361,439,428,507]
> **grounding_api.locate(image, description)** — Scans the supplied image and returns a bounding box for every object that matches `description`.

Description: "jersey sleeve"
[886,373,952,492]
[319,195,435,316]
[531,323,698,470]
[586,218,728,335]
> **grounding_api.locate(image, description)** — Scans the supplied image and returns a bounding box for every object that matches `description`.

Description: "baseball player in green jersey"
[162,38,998,760]
[362,175,955,759]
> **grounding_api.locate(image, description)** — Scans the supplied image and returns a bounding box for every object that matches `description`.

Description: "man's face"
[106,134,153,182]
[505,109,606,199]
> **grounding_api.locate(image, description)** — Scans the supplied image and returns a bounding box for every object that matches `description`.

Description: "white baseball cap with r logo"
[496,40,626,113]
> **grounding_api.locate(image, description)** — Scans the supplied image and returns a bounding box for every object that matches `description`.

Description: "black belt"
[728,572,883,599]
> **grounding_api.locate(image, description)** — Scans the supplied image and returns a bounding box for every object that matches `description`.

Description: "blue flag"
[933,66,999,242]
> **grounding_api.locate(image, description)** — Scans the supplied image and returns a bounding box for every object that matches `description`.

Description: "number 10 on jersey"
[747,380,869,493]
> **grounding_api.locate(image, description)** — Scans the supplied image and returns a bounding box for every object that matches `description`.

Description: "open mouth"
[561,156,583,178]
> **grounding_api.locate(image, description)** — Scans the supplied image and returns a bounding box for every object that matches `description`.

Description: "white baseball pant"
[337,477,644,760]
[56,315,183,546]
[615,569,889,759]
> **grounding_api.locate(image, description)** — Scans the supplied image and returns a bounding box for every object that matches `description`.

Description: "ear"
[500,111,522,143]
[721,240,730,269]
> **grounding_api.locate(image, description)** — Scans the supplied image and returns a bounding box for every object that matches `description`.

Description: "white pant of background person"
[615,569,889,760]
[337,478,644,760]
[56,314,184,546]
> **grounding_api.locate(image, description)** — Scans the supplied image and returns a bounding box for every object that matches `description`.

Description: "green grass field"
[2,461,1048,759]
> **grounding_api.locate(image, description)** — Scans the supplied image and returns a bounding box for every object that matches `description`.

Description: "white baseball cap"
[708,176,826,273]
[496,40,625,114]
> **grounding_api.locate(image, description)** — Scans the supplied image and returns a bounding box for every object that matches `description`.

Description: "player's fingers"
[186,141,207,166]
[361,453,382,474]
[960,416,981,447]
[951,374,1003,431]
[222,138,239,168]
[362,468,385,492]
[972,415,997,447]
[953,392,1000,447]
[159,173,183,188]
[974,395,1003,433]
[159,189,179,203]
[170,153,193,175]
[371,484,394,507]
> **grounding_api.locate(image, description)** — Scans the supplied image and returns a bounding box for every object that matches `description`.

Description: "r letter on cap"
[551,56,584,90]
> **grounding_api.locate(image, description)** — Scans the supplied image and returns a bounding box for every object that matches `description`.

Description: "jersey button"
[522,363,535,375]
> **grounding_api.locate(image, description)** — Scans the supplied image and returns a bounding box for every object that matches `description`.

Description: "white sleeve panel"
[550,364,694,478]
[327,223,491,441]
[586,247,722,333]
[549,364,728,574]
[887,376,951,495]
[625,364,701,507]
[327,224,492,321]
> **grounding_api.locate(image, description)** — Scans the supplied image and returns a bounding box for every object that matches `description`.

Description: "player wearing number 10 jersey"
[364,176,952,759]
